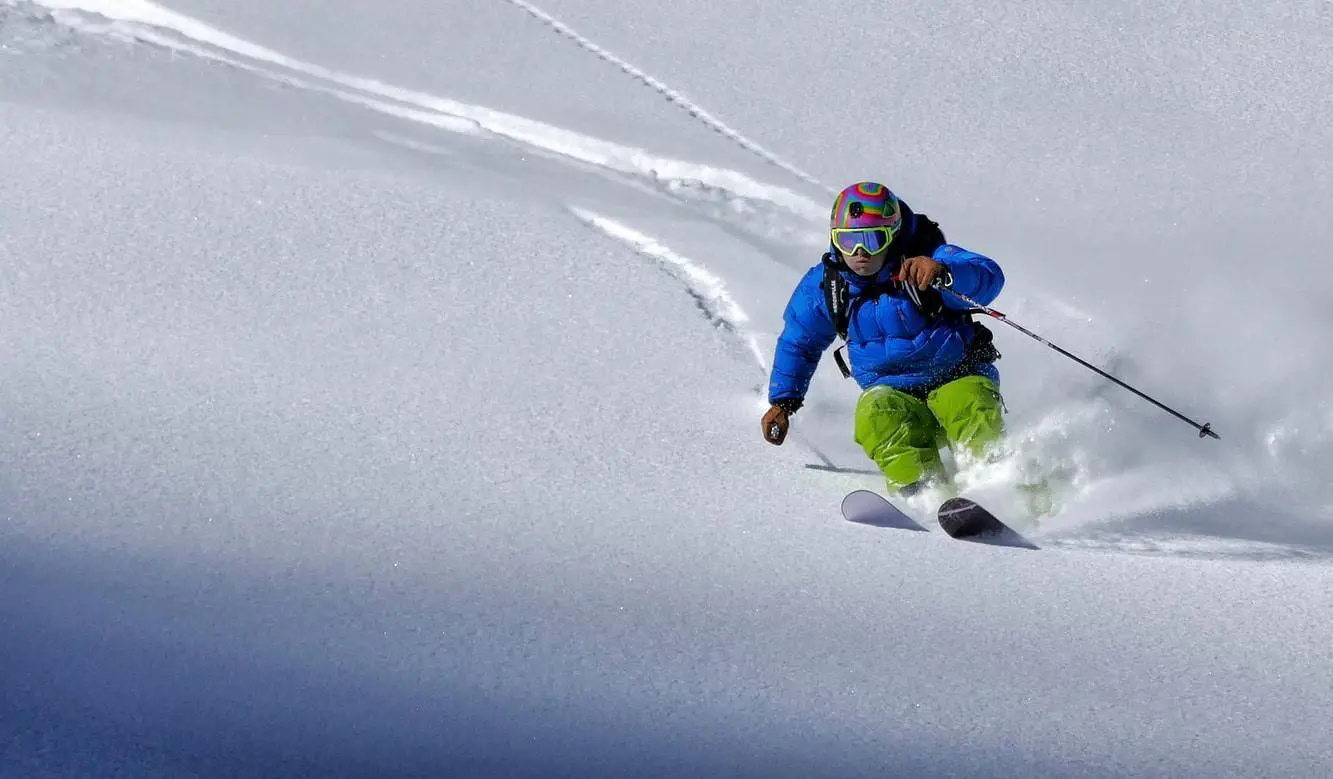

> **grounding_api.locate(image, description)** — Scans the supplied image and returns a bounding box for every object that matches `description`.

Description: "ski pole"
[934,282,1220,440]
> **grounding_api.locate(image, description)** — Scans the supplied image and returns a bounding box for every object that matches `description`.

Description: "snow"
[2,0,1333,776]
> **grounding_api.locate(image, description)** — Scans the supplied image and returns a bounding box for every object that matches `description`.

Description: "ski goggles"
[831,227,895,256]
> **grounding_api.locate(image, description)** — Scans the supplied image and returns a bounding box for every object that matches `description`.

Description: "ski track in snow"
[569,207,768,370]
[27,0,827,219]
[11,0,1330,562]
[498,0,834,194]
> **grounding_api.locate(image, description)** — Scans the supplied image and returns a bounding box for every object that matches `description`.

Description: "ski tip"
[841,490,929,531]
[938,497,979,517]
[937,497,1005,539]
[840,488,878,507]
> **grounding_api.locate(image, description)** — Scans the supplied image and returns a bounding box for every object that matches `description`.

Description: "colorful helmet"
[829,181,902,232]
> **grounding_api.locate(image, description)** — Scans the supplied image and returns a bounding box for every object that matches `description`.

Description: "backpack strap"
[818,253,854,377]
[820,253,851,341]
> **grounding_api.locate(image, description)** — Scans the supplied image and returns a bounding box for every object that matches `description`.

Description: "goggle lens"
[831,227,893,255]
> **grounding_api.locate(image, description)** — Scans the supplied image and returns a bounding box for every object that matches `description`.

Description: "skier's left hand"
[898,256,945,290]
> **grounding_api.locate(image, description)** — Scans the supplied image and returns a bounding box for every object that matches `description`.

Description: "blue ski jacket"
[767,210,1004,405]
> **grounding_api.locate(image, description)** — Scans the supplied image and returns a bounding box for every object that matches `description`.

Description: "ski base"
[839,489,928,531]
[937,497,1008,538]
[937,497,1038,548]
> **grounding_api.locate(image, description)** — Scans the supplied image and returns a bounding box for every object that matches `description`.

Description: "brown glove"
[762,406,789,445]
[898,255,949,290]
[762,400,801,445]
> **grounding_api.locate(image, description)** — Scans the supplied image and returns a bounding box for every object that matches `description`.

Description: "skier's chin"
[846,253,886,277]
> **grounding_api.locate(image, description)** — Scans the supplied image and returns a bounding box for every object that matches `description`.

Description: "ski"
[937,497,1037,548]
[841,491,1035,548]
[839,489,928,531]
[937,497,1008,539]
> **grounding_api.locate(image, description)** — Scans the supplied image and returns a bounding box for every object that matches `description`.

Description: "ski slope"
[3,0,1332,776]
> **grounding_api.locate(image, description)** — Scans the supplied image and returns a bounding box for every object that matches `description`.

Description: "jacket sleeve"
[933,244,1004,310]
[768,267,839,406]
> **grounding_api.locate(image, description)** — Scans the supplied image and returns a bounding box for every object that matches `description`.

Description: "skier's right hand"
[762,401,801,445]
[762,405,789,445]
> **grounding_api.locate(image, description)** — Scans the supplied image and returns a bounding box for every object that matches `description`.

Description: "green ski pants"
[853,375,1006,491]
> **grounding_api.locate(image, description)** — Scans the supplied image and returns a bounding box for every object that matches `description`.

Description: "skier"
[762,181,1007,497]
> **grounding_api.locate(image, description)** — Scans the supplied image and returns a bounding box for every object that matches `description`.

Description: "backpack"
[818,214,998,381]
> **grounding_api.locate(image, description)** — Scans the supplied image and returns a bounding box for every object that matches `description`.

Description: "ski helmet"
[829,181,902,232]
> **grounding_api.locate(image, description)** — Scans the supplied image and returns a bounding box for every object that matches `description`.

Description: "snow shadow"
[0,534,1110,779]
